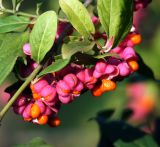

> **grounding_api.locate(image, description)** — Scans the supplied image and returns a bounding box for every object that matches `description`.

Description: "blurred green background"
[0,0,160,147]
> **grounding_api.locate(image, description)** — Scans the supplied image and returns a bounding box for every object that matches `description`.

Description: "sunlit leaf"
[30,11,57,63]
[59,0,95,38]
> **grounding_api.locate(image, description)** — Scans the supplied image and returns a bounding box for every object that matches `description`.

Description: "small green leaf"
[59,0,95,38]
[97,0,133,47]
[0,15,30,33]
[38,58,70,77]
[0,32,29,85]
[30,11,57,63]
[62,40,95,59]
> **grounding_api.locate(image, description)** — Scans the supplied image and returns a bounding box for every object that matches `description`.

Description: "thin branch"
[0,65,42,123]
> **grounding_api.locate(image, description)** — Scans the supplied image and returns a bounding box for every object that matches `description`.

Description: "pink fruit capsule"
[118,62,131,77]
[122,47,137,61]
[95,61,107,73]
[44,92,57,102]
[93,70,103,78]
[105,65,115,75]
[74,81,84,92]
[85,68,96,83]
[40,85,56,99]
[56,80,71,97]
[58,95,72,104]
[76,70,86,83]
[22,103,32,119]
[31,79,48,93]
[63,74,78,89]
[73,81,84,96]
[104,66,119,80]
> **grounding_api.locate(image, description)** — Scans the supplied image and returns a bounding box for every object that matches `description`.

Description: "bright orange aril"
[37,115,48,125]
[33,93,41,100]
[130,34,142,45]
[100,79,116,92]
[92,85,103,97]
[30,104,41,119]
[128,60,139,71]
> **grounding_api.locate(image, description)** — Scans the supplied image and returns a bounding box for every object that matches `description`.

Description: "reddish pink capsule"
[122,47,137,61]
[59,95,72,104]
[93,70,103,79]
[76,70,86,83]
[63,74,78,89]
[84,68,97,89]
[56,80,71,97]
[73,81,84,96]
[31,79,48,93]
[22,103,32,119]
[105,65,116,75]
[94,61,107,73]
[118,62,131,77]
[40,85,57,101]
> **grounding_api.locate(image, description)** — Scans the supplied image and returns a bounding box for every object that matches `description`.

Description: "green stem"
[0,65,42,123]
[0,8,37,18]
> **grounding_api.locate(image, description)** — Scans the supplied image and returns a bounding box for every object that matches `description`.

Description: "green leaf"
[97,0,133,47]
[30,11,57,63]
[59,0,95,38]
[0,32,29,85]
[38,58,70,77]
[12,137,53,147]
[62,40,95,59]
[0,15,30,33]
[97,0,110,36]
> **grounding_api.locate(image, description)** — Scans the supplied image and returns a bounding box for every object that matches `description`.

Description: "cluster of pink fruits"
[8,0,152,126]
[10,28,141,126]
